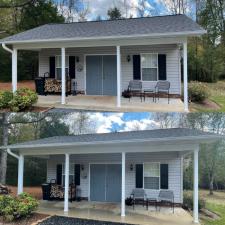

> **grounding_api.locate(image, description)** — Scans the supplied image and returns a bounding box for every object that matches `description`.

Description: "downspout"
[2,43,13,54]
[7,148,19,160]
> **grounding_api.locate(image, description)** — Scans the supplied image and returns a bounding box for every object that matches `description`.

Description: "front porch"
[37,200,194,225]
[36,95,185,112]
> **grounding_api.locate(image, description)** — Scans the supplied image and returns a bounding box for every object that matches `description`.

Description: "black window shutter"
[136,164,143,188]
[56,164,62,185]
[69,56,76,79]
[158,54,167,80]
[49,57,55,78]
[160,164,168,189]
[75,164,80,186]
[133,55,141,80]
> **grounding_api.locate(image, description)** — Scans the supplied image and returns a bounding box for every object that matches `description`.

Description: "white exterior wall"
[39,44,181,95]
[46,152,183,203]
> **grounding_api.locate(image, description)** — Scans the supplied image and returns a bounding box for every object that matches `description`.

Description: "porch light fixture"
[127,55,131,62]
[130,164,133,171]
[76,56,80,63]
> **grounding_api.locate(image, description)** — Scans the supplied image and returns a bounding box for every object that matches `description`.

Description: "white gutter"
[2,43,13,54]
[7,148,19,160]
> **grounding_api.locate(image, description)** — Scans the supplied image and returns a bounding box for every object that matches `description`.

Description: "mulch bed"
[0,213,48,225]
[38,216,134,225]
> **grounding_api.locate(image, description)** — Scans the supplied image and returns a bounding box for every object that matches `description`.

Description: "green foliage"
[9,88,38,112]
[183,192,205,211]
[107,7,122,20]
[0,88,38,111]
[0,193,38,222]
[0,91,13,109]
[188,81,210,102]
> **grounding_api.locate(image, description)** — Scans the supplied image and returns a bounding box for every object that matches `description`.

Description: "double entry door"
[86,55,117,96]
[90,164,121,202]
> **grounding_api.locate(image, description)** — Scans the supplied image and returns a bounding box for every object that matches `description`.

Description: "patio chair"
[158,190,174,213]
[131,188,147,210]
[155,81,170,104]
[127,80,142,101]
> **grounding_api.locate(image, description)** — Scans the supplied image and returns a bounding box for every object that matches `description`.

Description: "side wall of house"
[39,44,181,95]
[46,152,183,203]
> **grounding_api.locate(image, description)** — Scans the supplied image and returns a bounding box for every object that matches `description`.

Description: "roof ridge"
[46,14,185,26]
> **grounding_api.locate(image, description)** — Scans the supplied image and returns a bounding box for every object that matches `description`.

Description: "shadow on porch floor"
[36,95,185,112]
[37,200,194,225]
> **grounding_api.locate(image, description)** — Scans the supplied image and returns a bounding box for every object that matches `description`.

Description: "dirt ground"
[8,186,42,200]
[0,81,35,91]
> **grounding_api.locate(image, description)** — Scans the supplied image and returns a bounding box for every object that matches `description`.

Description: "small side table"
[143,89,155,102]
[146,198,158,211]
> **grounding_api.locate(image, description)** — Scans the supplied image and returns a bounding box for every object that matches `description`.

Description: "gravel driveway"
[39,216,135,225]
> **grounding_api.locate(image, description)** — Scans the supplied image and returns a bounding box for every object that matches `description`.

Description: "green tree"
[107,7,122,20]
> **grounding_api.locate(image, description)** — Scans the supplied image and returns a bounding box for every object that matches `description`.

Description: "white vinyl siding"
[39,44,181,95]
[46,152,183,203]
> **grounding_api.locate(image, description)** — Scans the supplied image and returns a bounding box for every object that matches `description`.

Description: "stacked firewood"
[45,78,62,93]
[0,184,10,195]
[50,184,64,199]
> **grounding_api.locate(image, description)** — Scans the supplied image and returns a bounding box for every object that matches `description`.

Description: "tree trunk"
[0,113,8,185]
[209,174,214,195]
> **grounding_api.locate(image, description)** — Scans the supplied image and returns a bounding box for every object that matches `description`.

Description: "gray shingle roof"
[0,15,205,44]
[3,128,218,149]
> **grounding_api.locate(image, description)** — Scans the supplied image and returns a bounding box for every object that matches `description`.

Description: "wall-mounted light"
[76,56,80,63]
[81,165,84,171]
[130,164,133,171]
[127,55,131,62]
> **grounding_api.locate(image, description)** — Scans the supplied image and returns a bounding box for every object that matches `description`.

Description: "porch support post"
[193,147,199,223]
[61,47,66,105]
[64,153,70,213]
[117,46,121,107]
[183,41,188,112]
[121,152,126,217]
[12,48,18,93]
[17,155,24,195]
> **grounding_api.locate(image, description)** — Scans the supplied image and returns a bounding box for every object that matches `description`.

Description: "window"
[144,163,160,190]
[62,164,74,186]
[55,56,69,80]
[141,54,158,81]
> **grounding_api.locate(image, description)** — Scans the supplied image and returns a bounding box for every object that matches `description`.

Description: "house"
[0,15,205,111]
[1,128,221,224]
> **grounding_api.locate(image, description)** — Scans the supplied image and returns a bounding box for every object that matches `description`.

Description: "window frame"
[143,162,160,190]
[61,163,75,186]
[140,53,159,82]
[55,55,70,80]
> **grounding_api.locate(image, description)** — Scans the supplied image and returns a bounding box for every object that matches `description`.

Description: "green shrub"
[0,91,13,109]
[188,81,210,103]
[183,192,205,211]
[0,193,38,222]
[9,88,38,112]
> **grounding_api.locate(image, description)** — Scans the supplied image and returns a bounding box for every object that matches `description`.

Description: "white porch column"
[121,152,126,217]
[61,47,66,105]
[117,46,121,107]
[64,153,70,213]
[183,41,188,112]
[193,147,199,223]
[12,49,18,93]
[17,155,24,195]
[64,154,70,212]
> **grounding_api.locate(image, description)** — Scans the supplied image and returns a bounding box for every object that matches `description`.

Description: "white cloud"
[89,113,124,133]
[122,118,160,131]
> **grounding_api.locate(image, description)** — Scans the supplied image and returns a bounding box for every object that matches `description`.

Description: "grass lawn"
[199,190,225,225]
[190,81,225,112]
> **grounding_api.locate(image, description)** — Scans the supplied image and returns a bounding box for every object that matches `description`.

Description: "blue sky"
[55,0,196,21]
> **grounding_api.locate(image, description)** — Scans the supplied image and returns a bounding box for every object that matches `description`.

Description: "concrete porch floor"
[36,95,185,112]
[37,200,194,225]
